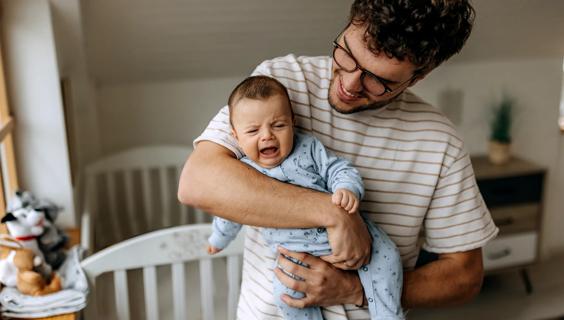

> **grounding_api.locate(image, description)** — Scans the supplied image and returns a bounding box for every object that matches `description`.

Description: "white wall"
[96,76,241,155]
[1,0,76,227]
[50,0,101,173]
[411,57,564,258]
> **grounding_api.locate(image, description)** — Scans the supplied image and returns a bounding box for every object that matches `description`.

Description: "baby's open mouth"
[260,146,279,156]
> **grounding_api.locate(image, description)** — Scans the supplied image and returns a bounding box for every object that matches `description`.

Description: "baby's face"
[231,95,294,168]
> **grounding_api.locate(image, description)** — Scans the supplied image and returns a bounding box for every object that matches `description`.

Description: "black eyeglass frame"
[331,29,419,97]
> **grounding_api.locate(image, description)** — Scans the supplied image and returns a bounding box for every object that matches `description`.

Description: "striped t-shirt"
[194,54,498,320]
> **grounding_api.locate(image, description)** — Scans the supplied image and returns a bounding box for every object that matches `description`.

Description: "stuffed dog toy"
[1,208,52,277]
[9,190,68,269]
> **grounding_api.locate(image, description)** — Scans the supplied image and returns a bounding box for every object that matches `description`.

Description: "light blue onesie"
[208,131,404,320]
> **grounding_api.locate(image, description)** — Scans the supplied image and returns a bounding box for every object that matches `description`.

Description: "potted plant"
[488,95,513,165]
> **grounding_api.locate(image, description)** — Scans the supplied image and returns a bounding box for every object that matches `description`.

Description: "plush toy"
[13,248,62,296]
[36,209,68,270]
[1,208,52,278]
[0,237,21,287]
[0,237,61,296]
[9,190,68,269]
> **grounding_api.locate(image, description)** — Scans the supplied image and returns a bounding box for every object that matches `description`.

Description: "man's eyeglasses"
[332,33,418,97]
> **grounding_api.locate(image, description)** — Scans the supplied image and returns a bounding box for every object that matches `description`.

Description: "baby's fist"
[207,245,222,255]
[332,189,359,214]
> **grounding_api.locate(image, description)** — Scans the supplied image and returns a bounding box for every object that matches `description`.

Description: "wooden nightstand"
[472,155,546,293]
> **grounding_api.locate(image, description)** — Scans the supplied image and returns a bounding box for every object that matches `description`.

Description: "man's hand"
[332,189,359,214]
[275,247,364,308]
[321,207,371,270]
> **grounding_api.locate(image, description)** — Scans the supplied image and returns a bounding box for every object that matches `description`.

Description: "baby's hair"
[228,75,293,126]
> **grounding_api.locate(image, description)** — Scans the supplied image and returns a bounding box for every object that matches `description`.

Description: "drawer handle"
[487,248,512,260]
[494,217,514,227]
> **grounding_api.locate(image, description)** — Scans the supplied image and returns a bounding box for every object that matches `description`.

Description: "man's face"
[231,95,294,168]
[328,23,420,114]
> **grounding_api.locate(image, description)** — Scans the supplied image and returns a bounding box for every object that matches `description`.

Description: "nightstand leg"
[520,269,533,294]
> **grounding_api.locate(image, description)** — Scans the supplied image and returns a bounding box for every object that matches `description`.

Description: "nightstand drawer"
[483,232,537,271]
[490,203,539,234]
[477,173,544,208]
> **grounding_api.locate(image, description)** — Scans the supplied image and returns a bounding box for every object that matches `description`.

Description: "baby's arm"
[207,217,243,254]
[310,136,364,213]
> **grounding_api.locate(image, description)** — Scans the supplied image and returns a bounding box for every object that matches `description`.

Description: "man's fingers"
[274,266,307,292]
[331,262,348,269]
[319,254,342,264]
[277,255,308,280]
[278,247,313,266]
[281,294,308,309]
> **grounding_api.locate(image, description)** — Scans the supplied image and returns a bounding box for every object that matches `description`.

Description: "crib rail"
[81,224,245,320]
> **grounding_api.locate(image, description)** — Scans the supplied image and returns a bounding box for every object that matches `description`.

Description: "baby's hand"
[332,189,359,214]
[207,245,222,255]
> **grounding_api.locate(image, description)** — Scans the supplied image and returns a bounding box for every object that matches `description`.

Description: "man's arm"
[275,248,484,308]
[178,141,372,266]
[402,248,484,307]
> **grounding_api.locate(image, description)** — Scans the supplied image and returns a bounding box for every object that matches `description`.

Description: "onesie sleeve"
[208,217,243,250]
[310,135,364,200]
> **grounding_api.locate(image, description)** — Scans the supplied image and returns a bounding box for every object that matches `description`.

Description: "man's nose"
[342,69,363,94]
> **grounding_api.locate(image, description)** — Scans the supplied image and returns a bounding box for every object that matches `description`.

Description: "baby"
[207,75,404,320]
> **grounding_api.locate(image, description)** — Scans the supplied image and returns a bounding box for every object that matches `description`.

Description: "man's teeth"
[342,84,358,98]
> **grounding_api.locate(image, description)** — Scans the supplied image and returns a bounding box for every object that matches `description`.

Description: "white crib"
[79,145,210,253]
[81,224,245,320]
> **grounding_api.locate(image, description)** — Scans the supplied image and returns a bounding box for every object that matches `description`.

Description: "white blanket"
[0,245,88,318]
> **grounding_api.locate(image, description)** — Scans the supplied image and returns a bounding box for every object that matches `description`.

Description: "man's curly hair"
[349,0,475,72]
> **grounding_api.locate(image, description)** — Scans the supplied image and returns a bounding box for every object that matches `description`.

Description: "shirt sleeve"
[423,150,499,253]
[193,61,273,157]
[310,135,365,200]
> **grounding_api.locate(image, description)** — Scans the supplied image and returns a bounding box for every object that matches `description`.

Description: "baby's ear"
[231,128,238,139]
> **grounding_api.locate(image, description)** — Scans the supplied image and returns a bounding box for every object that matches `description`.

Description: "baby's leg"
[272,261,323,320]
[358,218,404,320]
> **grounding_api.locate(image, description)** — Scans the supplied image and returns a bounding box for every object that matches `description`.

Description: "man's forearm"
[401,248,484,308]
[178,141,338,229]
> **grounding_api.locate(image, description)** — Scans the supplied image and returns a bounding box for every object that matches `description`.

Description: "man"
[178,0,498,319]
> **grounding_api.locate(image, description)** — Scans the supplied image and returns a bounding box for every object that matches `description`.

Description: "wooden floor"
[409,254,564,320]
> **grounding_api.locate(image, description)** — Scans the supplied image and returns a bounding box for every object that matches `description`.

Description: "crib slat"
[177,166,190,225]
[227,255,241,320]
[200,259,214,320]
[123,170,140,236]
[114,270,130,320]
[106,172,122,243]
[85,174,97,251]
[143,266,159,320]
[172,262,187,320]
[142,169,154,231]
[195,207,206,224]
[159,167,171,228]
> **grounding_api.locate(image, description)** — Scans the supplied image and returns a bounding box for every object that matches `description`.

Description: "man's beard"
[327,75,401,114]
